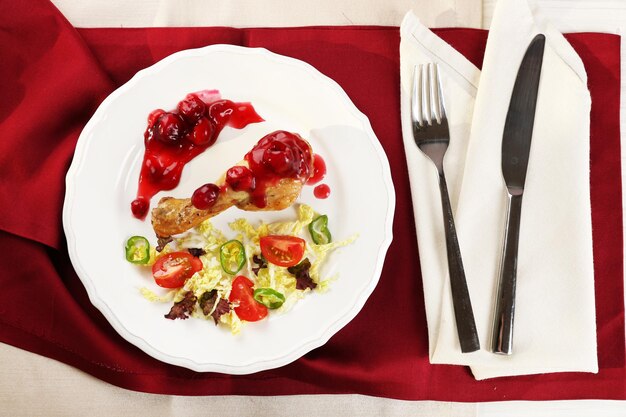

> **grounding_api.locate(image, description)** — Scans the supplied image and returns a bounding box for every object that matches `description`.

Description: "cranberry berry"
[191,183,220,210]
[147,109,166,128]
[226,166,255,191]
[131,197,149,219]
[263,141,295,174]
[189,117,216,146]
[208,100,235,126]
[177,94,206,124]
[154,112,185,145]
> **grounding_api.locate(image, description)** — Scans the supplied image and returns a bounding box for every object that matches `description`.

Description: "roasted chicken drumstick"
[151,130,314,238]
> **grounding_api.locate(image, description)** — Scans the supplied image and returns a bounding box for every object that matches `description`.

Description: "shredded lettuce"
[140,287,175,302]
[229,218,269,245]
[220,310,243,335]
[267,204,315,235]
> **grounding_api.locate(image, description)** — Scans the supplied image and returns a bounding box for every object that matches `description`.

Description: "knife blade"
[491,34,546,355]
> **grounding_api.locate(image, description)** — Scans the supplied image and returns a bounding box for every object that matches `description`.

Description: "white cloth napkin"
[400,0,598,380]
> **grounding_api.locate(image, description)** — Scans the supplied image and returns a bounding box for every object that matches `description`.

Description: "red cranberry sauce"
[306,154,326,185]
[313,184,331,199]
[131,90,263,219]
[242,130,313,208]
[307,153,330,199]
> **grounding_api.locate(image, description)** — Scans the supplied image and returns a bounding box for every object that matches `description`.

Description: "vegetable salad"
[129,204,355,333]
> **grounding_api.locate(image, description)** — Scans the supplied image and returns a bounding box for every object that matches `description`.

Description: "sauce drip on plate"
[307,154,327,185]
[307,153,331,199]
[314,184,331,199]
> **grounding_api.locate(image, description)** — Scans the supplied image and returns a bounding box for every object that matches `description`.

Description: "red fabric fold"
[0,0,623,400]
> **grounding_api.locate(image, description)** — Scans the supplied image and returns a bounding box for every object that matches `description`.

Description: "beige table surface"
[3,1,625,416]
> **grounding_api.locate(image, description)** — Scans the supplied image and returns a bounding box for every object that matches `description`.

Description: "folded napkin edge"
[524,0,589,84]
[401,12,480,92]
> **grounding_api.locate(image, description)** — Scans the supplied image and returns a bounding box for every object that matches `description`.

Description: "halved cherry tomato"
[151,252,203,288]
[229,276,268,321]
[259,235,306,267]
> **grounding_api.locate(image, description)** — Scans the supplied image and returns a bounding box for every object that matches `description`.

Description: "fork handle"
[438,173,480,353]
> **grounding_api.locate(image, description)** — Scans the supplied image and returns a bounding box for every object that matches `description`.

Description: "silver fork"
[412,63,480,353]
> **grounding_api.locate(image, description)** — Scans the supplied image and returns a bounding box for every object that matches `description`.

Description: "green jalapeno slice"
[220,240,246,275]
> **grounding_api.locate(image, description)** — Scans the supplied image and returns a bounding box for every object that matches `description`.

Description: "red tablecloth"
[0,0,624,400]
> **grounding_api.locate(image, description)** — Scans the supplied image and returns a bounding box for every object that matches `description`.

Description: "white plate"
[63,45,395,374]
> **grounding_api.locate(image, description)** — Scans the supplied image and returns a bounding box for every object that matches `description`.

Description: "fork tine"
[412,63,448,131]
[412,65,423,127]
[421,64,432,126]
[430,64,442,124]
[434,64,447,122]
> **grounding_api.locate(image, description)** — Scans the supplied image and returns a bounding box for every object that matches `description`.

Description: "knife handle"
[438,173,480,353]
[491,192,523,355]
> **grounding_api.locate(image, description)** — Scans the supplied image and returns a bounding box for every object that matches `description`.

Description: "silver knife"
[491,34,546,355]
